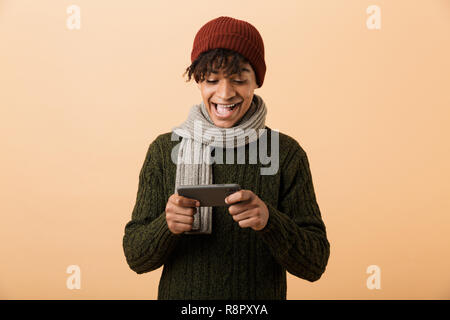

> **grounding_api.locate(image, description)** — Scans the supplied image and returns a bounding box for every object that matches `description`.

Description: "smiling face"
[197,61,258,128]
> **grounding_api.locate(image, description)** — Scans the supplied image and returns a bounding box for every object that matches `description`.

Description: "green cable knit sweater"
[122,127,330,299]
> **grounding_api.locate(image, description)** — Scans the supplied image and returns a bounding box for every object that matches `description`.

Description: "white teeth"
[215,103,238,108]
[214,102,241,116]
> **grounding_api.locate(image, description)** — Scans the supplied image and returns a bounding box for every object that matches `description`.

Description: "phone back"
[177,184,241,207]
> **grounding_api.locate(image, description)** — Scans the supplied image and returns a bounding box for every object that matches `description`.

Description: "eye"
[206,80,218,84]
[233,79,246,84]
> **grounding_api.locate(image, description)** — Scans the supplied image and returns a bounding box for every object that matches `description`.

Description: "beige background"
[1,0,449,299]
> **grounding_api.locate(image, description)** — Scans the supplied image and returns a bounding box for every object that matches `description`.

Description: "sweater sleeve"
[256,143,330,282]
[122,136,181,274]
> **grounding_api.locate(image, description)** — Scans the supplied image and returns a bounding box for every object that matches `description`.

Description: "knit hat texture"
[191,16,266,87]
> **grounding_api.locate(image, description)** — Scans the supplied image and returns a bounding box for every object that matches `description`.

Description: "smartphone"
[177,184,241,207]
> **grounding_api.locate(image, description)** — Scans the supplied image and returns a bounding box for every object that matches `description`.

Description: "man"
[123,16,330,300]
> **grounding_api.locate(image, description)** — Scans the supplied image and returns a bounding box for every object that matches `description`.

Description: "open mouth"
[211,101,242,118]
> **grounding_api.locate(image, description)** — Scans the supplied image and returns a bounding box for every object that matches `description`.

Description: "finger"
[172,194,200,208]
[175,206,197,217]
[232,208,258,222]
[173,214,194,225]
[166,202,196,216]
[166,210,195,226]
[169,221,192,233]
[228,202,256,215]
[238,217,260,229]
[225,190,253,205]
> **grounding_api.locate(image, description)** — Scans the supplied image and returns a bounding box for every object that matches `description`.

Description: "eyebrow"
[210,67,251,74]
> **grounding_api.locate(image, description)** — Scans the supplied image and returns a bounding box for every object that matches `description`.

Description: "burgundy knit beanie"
[191,16,266,88]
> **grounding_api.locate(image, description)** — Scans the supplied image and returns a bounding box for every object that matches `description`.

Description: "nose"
[215,79,236,101]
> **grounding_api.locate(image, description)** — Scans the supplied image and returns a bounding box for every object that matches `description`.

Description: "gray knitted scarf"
[172,94,267,234]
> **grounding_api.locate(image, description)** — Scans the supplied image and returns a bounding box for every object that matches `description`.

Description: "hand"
[225,190,269,231]
[165,193,200,235]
